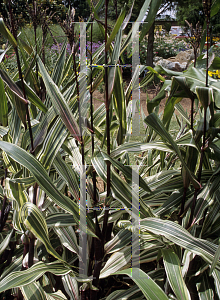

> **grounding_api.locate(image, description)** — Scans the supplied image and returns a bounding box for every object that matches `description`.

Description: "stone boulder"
[175,49,194,63]
[155,59,187,71]
[154,49,194,72]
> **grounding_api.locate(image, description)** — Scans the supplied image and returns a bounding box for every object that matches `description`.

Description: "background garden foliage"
[0,0,220,299]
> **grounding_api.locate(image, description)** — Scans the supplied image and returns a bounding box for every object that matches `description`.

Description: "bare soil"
[93,86,191,116]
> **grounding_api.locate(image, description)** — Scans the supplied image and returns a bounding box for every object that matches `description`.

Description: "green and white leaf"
[0,141,79,221]
[141,218,220,269]
[115,268,169,300]
[0,261,73,292]
[62,274,79,300]
[162,248,191,300]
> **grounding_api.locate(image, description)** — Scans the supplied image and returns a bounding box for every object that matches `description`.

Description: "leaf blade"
[115,268,169,300]
[162,248,191,300]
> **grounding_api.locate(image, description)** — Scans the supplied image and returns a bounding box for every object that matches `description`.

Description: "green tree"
[62,0,90,20]
[0,0,67,27]
[176,0,205,27]
[176,0,220,35]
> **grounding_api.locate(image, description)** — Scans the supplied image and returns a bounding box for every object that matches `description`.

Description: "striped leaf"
[51,39,67,87]
[54,226,79,255]
[0,230,14,256]
[131,0,151,41]
[0,255,23,280]
[162,248,191,300]
[212,269,220,299]
[2,150,19,174]
[92,151,154,217]
[21,282,47,300]
[0,69,27,104]
[176,67,220,107]
[13,94,27,126]
[106,285,140,300]
[17,80,48,113]
[104,229,131,254]
[46,290,68,300]
[9,106,22,144]
[62,274,79,300]
[111,142,175,159]
[0,141,79,221]
[0,77,8,126]
[196,271,214,300]
[209,243,220,275]
[0,18,17,48]
[175,103,191,125]
[140,218,220,269]
[53,153,79,201]
[101,151,151,193]
[109,30,122,101]
[20,202,63,261]
[139,0,162,41]
[21,282,68,300]
[0,48,9,63]
[5,179,28,207]
[31,107,56,150]
[113,66,127,145]
[115,268,169,300]
[105,6,126,51]
[144,113,200,189]
[0,126,8,137]
[46,213,76,228]
[36,55,81,142]
[0,261,72,292]
[196,86,213,109]
[37,118,68,169]
[100,246,131,278]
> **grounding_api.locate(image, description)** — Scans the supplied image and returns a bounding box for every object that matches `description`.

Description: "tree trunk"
[146,22,155,67]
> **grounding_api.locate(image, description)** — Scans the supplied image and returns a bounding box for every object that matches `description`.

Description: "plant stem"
[198,107,207,183]
[9,2,36,271]
[189,107,207,227]
[91,214,103,300]
[91,2,110,297]
[0,195,7,232]
[179,186,188,220]
[33,1,38,80]
[194,49,196,67]
[105,3,111,199]
[114,0,118,19]
[28,236,35,268]
[8,0,34,153]
[189,4,210,228]
[102,0,111,245]
[206,15,209,88]
[0,169,8,232]
[190,97,194,130]
[72,48,85,166]
[90,17,96,203]
[21,241,29,271]
[88,16,98,284]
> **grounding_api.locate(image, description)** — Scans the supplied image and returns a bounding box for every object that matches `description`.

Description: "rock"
[155,59,187,71]
[167,61,187,71]
[155,49,194,71]
[175,49,194,63]
[153,56,162,63]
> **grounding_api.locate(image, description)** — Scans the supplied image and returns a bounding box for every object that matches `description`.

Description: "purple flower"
[51,41,104,56]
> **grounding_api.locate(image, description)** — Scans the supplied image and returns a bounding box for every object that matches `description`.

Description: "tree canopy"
[0,0,83,26]
[176,0,220,34]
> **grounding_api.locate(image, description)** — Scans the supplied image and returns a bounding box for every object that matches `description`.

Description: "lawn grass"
[19,24,66,47]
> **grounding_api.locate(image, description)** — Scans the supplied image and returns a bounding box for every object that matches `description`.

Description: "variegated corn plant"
[0,0,220,299]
